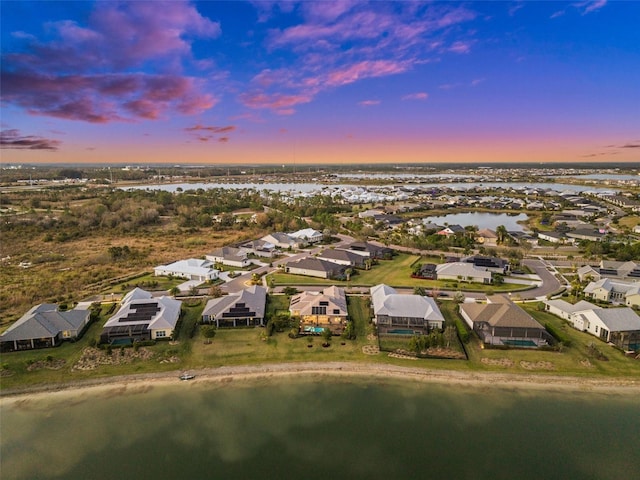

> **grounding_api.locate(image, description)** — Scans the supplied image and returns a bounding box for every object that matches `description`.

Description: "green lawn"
[3,294,638,392]
[272,253,531,293]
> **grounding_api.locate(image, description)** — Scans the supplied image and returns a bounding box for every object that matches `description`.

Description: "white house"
[100,288,182,343]
[154,258,219,282]
[370,284,444,332]
[543,298,640,351]
[436,262,492,284]
[289,228,324,244]
[583,279,640,304]
[202,285,266,328]
[261,232,307,250]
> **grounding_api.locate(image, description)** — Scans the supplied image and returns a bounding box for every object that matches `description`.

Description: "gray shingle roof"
[202,285,267,319]
[1,304,90,342]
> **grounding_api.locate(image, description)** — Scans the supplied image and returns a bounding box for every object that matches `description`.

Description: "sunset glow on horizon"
[1,1,639,165]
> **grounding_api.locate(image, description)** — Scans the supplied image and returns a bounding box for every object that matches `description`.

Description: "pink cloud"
[0,129,61,151]
[1,1,219,123]
[240,92,313,111]
[574,0,607,14]
[251,3,477,114]
[448,41,472,54]
[358,100,380,106]
[402,92,429,101]
[327,60,408,87]
[2,71,216,123]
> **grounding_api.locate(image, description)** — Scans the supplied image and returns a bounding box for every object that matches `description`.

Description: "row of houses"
[285,242,394,279]
[1,288,183,352]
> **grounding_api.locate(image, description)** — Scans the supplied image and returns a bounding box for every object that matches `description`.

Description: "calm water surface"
[423,212,529,231]
[2,378,638,480]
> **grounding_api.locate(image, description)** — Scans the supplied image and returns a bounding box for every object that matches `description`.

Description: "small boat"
[179,373,195,381]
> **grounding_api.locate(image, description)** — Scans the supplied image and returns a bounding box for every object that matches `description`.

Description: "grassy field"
[2,294,638,392]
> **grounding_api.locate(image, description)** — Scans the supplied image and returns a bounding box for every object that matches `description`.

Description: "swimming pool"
[387,329,418,335]
[110,338,133,346]
[501,339,537,347]
[303,326,326,333]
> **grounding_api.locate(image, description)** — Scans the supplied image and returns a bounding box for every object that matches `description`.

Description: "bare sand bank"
[2,362,640,405]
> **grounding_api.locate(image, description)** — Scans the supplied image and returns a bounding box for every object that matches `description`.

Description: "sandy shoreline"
[2,362,640,404]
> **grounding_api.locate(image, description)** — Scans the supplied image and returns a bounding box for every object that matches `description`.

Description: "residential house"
[100,288,181,343]
[370,284,444,333]
[575,308,640,351]
[625,285,640,308]
[239,239,276,258]
[566,229,606,243]
[316,249,366,268]
[286,257,346,279]
[289,228,324,244]
[1,304,91,352]
[290,286,348,335]
[544,299,598,323]
[342,241,394,259]
[414,263,437,279]
[583,279,640,304]
[437,224,465,236]
[154,258,218,282]
[537,231,567,244]
[543,298,640,351]
[463,255,509,274]
[459,295,551,347]
[578,260,640,282]
[206,246,250,268]
[436,262,492,284]
[202,285,266,328]
[261,232,307,250]
[476,228,498,247]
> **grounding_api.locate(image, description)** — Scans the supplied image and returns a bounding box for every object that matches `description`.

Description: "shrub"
[545,322,572,347]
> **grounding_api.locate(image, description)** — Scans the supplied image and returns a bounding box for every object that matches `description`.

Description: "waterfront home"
[460,295,551,348]
[286,257,346,279]
[202,285,266,328]
[574,308,640,351]
[290,286,348,335]
[154,258,219,282]
[436,262,492,284]
[206,246,250,268]
[0,304,91,352]
[370,284,444,333]
[100,288,181,344]
[543,299,640,351]
[317,249,366,268]
[543,299,598,323]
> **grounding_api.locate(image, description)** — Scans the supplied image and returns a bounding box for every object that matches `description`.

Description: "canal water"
[1,377,638,480]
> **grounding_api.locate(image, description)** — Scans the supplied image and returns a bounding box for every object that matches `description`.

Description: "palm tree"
[496,225,508,245]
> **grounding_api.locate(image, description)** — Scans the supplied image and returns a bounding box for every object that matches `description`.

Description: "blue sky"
[1,1,639,164]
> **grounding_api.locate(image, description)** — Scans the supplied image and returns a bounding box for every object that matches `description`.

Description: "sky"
[1,0,639,166]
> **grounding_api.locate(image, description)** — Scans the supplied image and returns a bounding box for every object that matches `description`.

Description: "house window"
[311,306,327,315]
[156,331,166,338]
[595,326,598,333]
[333,309,340,315]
